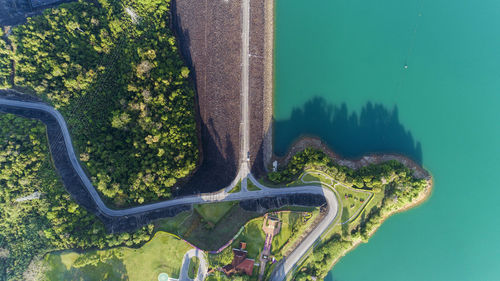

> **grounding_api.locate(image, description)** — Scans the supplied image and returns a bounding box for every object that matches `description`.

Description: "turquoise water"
[274,0,500,280]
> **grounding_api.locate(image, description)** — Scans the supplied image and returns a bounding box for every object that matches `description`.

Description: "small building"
[262,214,281,236]
[222,243,255,276]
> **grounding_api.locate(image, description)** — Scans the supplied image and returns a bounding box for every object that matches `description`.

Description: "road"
[0,96,336,215]
[239,0,251,179]
[0,99,338,281]
[0,97,341,281]
[179,249,208,281]
[250,177,338,281]
[0,0,340,279]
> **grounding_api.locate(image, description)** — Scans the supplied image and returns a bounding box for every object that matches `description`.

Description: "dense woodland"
[0,29,10,88]
[7,0,198,206]
[0,114,155,280]
[0,0,198,278]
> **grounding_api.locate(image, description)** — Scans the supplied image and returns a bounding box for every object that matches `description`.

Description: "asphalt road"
[0,2,339,277]
[0,97,339,281]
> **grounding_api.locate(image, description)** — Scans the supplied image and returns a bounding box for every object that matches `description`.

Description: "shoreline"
[325,177,433,273]
[269,138,434,278]
[272,136,431,180]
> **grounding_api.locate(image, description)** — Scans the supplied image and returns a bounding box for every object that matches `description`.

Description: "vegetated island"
[265,138,432,281]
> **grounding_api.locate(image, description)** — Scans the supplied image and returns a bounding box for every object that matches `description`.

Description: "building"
[262,214,281,236]
[222,243,255,276]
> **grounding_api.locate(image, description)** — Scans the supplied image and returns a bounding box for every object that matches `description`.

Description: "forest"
[0,114,155,280]
[7,0,198,206]
[0,29,10,88]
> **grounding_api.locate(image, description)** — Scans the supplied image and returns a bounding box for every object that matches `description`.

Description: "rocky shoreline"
[272,136,431,180]
[271,137,434,277]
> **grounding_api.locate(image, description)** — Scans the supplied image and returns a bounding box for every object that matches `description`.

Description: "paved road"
[179,249,208,281]
[0,96,335,201]
[0,97,339,281]
[0,1,340,278]
[239,0,251,179]
[250,177,338,281]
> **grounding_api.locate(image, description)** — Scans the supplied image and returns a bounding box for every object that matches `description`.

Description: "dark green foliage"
[10,0,198,206]
[0,29,10,88]
[295,235,352,281]
[268,148,427,191]
[0,114,153,280]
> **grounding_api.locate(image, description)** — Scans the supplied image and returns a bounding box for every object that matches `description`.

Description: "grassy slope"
[43,232,192,280]
[247,181,261,191]
[194,201,236,225]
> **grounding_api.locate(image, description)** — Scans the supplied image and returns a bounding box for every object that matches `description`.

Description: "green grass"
[256,177,304,188]
[301,173,322,183]
[43,232,192,280]
[270,210,320,259]
[229,181,241,193]
[184,205,261,250]
[334,185,372,224]
[300,170,373,225]
[188,257,199,279]
[44,253,127,281]
[301,170,334,186]
[154,211,193,235]
[247,181,261,191]
[194,201,236,225]
[235,218,266,259]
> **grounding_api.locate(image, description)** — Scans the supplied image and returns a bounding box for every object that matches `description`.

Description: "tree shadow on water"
[274,97,423,164]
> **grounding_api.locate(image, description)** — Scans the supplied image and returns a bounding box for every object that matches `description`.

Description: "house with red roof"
[222,242,255,276]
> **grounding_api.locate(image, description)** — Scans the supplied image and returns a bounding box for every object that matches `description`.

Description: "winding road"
[0,96,339,281]
[0,0,341,280]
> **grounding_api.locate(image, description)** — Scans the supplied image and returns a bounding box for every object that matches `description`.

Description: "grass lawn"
[301,173,319,182]
[194,201,236,225]
[334,185,372,224]
[247,180,261,191]
[257,177,304,188]
[229,180,241,193]
[184,205,261,250]
[234,218,266,259]
[270,210,320,259]
[301,170,373,225]
[42,232,192,280]
[154,211,193,235]
[188,257,200,279]
[299,170,335,186]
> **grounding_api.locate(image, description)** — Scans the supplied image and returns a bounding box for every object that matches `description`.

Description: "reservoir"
[274,0,500,280]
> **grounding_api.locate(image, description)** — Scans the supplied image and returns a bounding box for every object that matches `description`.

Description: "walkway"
[179,249,208,281]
